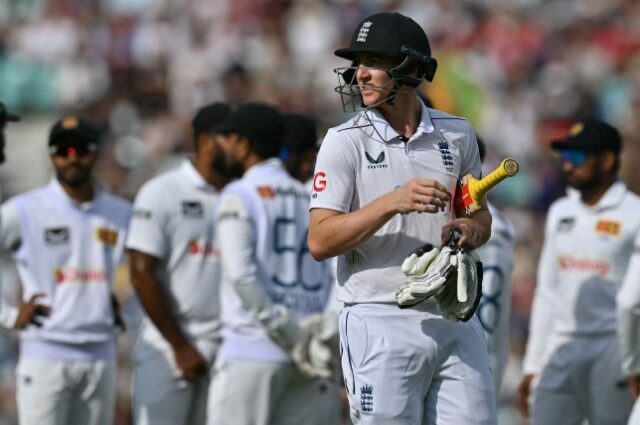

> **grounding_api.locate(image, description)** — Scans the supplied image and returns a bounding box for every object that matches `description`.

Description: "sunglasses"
[49,144,96,158]
[560,150,588,167]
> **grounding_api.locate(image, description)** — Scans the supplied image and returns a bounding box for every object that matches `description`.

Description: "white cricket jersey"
[309,100,482,304]
[523,181,640,374]
[616,223,640,376]
[216,159,332,362]
[475,202,515,389]
[126,160,222,347]
[0,179,131,359]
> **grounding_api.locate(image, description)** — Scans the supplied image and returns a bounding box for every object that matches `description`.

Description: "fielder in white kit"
[127,103,231,425]
[0,116,131,425]
[308,12,496,425]
[207,103,339,425]
[475,137,516,393]
[520,118,637,424]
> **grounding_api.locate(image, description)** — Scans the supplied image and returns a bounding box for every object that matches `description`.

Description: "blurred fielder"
[0,101,20,165]
[475,137,516,393]
[207,102,339,425]
[308,12,496,425]
[0,116,131,425]
[520,118,637,424]
[127,103,231,425]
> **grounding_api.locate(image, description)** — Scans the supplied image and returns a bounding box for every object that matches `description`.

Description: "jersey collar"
[48,178,103,212]
[363,97,435,144]
[181,159,215,192]
[244,158,285,179]
[591,180,627,211]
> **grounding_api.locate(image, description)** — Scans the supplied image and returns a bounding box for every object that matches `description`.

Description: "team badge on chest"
[96,227,118,245]
[182,201,204,218]
[44,227,69,245]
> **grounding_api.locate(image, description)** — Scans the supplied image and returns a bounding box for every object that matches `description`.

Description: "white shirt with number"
[475,202,515,390]
[126,160,222,352]
[215,159,332,362]
[309,100,482,304]
[0,179,131,360]
[523,181,640,374]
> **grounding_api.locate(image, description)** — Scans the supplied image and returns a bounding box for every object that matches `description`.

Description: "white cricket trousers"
[133,341,213,425]
[340,303,497,425]
[16,357,116,425]
[532,333,633,425]
[207,358,340,425]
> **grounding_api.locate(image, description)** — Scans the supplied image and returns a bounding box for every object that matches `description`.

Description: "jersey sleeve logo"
[313,172,326,192]
[96,227,118,245]
[44,227,70,245]
[181,201,204,218]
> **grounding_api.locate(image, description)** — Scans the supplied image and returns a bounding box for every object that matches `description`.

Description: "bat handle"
[470,158,519,201]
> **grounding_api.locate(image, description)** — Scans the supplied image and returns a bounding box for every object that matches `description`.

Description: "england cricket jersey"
[126,160,222,348]
[476,203,515,390]
[524,181,640,374]
[216,159,332,362]
[309,100,482,304]
[0,179,131,359]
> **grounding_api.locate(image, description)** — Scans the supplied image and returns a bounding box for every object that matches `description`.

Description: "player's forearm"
[308,194,397,261]
[131,273,191,350]
[468,209,492,246]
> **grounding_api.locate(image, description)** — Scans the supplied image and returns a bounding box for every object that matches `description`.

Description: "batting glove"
[434,250,483,322]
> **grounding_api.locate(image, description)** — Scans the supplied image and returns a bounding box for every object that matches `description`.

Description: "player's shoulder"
[8,184,53,208]
[137,166,183,195]
[99,191,132,218]
[429,108,471,131]
[546,194,576,222]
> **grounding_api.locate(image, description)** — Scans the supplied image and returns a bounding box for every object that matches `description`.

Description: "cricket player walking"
[308,12,496,425]
[520,118,637,424]
[207,102,339,425]
[0,116,131,425]
[127,103,231,425]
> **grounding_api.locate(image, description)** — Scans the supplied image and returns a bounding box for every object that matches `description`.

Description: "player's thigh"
[531,346,583,425]
[273,373,340,425]
[588,337,633,425]
[339,306,433,424]
[16,357,72,425]
[423,317,496,425]
[207,358,290,425]
[133,345,193,425]
[72,359,116,425]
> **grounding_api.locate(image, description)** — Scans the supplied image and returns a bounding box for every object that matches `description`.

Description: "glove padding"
[395,245,457,307]
[290,313,338,379]
[395,243,483,322]
[434,251,483,322]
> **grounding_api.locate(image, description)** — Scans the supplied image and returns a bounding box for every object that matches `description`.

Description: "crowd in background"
[1,0,640,423]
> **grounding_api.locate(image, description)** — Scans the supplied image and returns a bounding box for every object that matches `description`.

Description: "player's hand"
[15,294,51,329]
[389,178,450,214]
[518,373,535,418]
[441,218,485,250]
[627,375,640,399]
[173,344,208,381]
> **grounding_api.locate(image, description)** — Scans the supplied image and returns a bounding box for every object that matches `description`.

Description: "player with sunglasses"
[520,117,639,424]
[0,116,131,425]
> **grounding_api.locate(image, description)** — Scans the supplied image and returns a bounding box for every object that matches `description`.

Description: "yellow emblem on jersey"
[62,116,79,129]
[569,122,584,137]
[96,227,118,245]
[257,186,276,199]
[595,219,620,236]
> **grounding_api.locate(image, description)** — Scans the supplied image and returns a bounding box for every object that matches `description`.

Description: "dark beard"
[221,162,244,180]
[56,164,92,188]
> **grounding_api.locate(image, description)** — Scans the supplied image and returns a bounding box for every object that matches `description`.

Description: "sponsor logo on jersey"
[365,151,387,169]
[133,209,152,219]
[437,141,454,172]
[313,172,326,193]
[188,240,220,257]
[44,227,70,245]
[96,227,118,245]
[557,217,575,233]
[557,256,610,276]
[257,186,276,198]
[53,267,108,284]
[360,385,373,412]
[595,219,620,236]
[182,201,203,218]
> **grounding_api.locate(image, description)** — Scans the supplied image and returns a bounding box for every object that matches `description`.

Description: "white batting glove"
[290,314,337,379]
[435,250,483,322]
[395,245,458,307]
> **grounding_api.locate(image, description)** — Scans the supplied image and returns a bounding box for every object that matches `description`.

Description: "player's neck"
[379,93,420,140]
[243,153,263,173]
[579,176,616,206]
[194,158,226,190]
[58,179,94,203]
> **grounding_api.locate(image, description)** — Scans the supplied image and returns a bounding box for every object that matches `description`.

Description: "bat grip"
[470,158,518,201]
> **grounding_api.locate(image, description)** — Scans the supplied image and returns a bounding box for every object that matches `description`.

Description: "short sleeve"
[309,128,356,213]
[126,182,169,258]
[461,125,482,180]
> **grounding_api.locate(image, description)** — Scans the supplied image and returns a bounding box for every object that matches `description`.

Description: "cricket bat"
[454,158,519,216]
